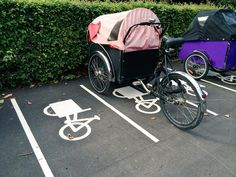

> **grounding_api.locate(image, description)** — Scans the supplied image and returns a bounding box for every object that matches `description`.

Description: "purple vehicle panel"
[178,41,236,70]
[226,40,236,69]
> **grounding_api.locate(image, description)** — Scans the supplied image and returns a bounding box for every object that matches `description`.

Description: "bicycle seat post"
[163,35,184,73]
[163,47,174,75]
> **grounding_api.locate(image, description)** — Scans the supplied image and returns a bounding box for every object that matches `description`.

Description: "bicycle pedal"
[147,83,153,89]
[147,78,157,89]
[132,80,142,86]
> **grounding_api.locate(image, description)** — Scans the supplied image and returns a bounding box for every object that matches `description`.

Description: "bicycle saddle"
[163,35,184,48]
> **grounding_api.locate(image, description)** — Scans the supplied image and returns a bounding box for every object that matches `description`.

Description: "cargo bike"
[87,8,207,130]
[179,9,236,84]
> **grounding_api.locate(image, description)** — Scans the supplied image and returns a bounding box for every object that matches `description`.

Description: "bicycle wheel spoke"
[88,52,111,94]
[96,78,103,89]
[177,106,193,123]
[91,61,97,71]
[182,104,198,119]
[183,104,199,113]
[93,57,99,70]
[160,73,204,130]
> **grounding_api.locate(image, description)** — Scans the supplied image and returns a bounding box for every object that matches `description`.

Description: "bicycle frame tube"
[162,50,206,102]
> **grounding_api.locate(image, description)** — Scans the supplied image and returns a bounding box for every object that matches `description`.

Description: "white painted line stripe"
[11,98,54,177]
[201,79,236,93]
[205,109,219,116]
[186,100,219,116]
[80,85,159,143]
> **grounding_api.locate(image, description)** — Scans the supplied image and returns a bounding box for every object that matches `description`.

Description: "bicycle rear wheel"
[160,73,204,130]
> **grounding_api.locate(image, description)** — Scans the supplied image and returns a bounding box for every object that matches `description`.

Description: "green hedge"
[0,0,217,88]
[209,0,236,8]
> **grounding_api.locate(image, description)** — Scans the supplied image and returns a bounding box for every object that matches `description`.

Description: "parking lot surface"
[1,73,236,177]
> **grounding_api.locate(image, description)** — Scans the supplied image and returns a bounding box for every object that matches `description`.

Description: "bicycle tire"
[88,51,111,94]
[160,73,204,130]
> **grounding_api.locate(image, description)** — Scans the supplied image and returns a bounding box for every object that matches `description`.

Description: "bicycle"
[87,10,207,130]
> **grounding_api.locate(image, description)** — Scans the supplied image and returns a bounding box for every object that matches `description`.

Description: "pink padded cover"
[88,8,161,52]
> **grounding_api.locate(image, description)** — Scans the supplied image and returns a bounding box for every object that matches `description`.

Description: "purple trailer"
[178,9,236,84]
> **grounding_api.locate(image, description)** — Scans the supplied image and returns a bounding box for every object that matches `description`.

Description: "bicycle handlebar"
[138,22,162,28]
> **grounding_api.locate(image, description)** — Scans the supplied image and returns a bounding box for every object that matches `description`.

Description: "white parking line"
[80,85,159,143]
[186,100,218,116]
[201,79,236,93]
[11,98,54,177]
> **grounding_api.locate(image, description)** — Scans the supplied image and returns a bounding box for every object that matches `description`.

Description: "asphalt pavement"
[1,71,236,177]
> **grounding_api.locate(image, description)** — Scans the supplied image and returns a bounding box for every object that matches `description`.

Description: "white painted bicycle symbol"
[112,79,207,115]
[113,86,161,114]
[43,99,100,141]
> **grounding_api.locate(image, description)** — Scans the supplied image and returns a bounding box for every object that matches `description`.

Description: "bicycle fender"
[168,71,207,113]
[89,43,116,82]
[94,51,113,81]
[170,71,205,100]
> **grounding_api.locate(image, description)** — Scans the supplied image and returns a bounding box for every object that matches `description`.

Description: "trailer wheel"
[88,51,111,94]
[184,53,209,80]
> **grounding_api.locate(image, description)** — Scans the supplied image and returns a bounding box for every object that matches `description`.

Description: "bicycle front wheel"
[160,73,204,130]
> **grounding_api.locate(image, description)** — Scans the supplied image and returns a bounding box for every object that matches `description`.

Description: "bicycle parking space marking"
[11,98,54,177]
[43,99,100,141]
[112,86,161,115]
[201,79,236,93]
[80,85,160,143]
[113,85,218,116]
